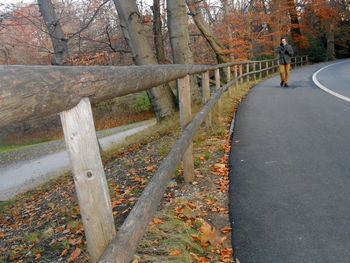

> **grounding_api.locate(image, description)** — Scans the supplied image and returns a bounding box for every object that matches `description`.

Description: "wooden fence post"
[60,98,116,263]
[265,61,268,76]
[240,64,243,85]
[215,69,222,112]
[202,71,212,131]
[178,75,194,183]
[275,59,278,72]
[253,62,256,81]
[234,65,238,90]
[226,66,232,97]
[246,63,250,83]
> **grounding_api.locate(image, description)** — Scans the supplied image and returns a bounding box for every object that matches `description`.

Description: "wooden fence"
[0,56,308,263]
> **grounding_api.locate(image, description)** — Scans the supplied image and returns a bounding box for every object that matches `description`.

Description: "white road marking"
[312,62,350,103]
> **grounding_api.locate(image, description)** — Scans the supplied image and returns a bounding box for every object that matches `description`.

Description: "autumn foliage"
[1,0,349,67]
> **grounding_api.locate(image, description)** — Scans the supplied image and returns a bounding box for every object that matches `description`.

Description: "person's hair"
[280,37,287,45]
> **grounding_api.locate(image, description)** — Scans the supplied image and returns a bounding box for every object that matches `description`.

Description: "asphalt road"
[315,60,350,99]
[229,59,350,262]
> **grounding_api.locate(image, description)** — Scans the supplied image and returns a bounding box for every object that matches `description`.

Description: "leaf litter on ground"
[0,87,252,262]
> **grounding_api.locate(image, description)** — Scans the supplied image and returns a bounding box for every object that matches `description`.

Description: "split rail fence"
[0,55,308,263]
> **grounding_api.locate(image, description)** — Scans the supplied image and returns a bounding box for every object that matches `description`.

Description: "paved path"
[0,120,156,201]
[229,59,350,262]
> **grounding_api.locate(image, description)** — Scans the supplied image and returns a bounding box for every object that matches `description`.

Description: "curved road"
[229,59,350,262]
[313,60,350,100]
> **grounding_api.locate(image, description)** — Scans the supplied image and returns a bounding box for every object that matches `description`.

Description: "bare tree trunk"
[186,0,228,64]
[220,0,229,17]
[113,0,177,121]
[286,0,303,55]
[326,22,335,60]
[270,0,281,57]
[38,0,69,65]
[202,0,214,25]
[167,0,202,105]
[152,0,166,64]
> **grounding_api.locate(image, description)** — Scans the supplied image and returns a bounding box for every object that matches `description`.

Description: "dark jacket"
[275,44,294,65]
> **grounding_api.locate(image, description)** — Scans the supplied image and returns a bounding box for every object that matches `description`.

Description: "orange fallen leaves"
[219,248,233,262]
[169,250,182,256]
[199,221,223,247]
[145,165,157,172]
[68,236,83,246]
[152,218,164,225]
[61,248,69,257]
[190,252,208,262]
[55,225,66,233]
[67,248,81,263]
[34,251,41,260]
[221,227,232,234]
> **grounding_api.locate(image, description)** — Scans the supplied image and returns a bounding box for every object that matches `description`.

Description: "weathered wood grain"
[215,69,221,112]
[178,75,194,183]
[226,66,232,97]
[202,71,212,132]
[0,58,297,128]
[60,98,116,262]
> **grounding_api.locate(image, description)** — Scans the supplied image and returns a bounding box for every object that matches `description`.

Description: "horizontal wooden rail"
[0,57,303,129]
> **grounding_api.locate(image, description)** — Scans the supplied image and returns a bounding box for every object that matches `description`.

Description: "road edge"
[312,61,350,103]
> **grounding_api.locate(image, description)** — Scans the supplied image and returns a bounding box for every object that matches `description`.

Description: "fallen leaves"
[67,247,81,263]
[34,251,41,260]
[169,250,182,256]
[221,227,232,234]
[61,248,69,257]
[199,221,227,247]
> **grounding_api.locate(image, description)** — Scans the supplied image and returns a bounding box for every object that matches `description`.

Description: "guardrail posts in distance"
[178,75,194,183]
[202,71,212,131]
[226,66,232,97]
[306,56,308,65]
[259,62,262,79]
[234,65,238,90]
[60,98,116,263]
[246,63,250,83]
[240,64,243,85]
[215,69,222,112]
[253,62,256,81]
[275,59,278,72]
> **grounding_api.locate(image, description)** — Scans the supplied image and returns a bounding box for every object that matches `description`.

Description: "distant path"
[0,120,156,201]
[229,59,350,262]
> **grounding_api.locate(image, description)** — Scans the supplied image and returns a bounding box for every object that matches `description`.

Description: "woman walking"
[276,38,294,87]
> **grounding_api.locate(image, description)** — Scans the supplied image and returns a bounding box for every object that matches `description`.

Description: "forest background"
[0,0,349,145]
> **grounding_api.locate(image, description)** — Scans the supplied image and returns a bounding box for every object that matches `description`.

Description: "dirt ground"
[0,86,250,262]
